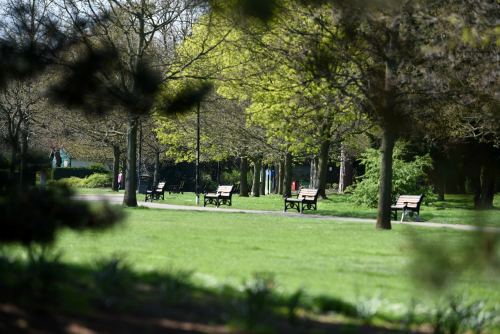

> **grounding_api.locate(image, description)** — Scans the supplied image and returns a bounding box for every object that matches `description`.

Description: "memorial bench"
[145,181,166,202]
[391,194,425,221]
[204,185,234,208]
[284,187,320,213]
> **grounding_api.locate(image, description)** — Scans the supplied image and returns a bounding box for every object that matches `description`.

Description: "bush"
[89,163,109,174]
[57,173,112,188]
[348,140,435,208]
[57,177,85,188]
[52,167,95,180]
[82,173,112,188]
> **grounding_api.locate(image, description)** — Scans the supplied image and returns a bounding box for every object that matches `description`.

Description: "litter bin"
[292,181,298,190]
[138,174,152,194]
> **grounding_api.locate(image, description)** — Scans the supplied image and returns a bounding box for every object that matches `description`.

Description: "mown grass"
[5,205,500,316]
[73,188,500,227]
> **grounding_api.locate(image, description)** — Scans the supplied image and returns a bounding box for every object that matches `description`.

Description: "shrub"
[82,173,112,188]
[89,163,109,174]
[348,141,436,208]
[56,173,112,188]
[57,177,85,188]
[52,167,95,180]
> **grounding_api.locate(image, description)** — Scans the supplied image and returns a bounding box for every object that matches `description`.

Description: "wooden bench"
[391,194,424,221]
[284,188,320,213]
[145,181,166,202]
[204,185,234,208]
[169,181,185,194]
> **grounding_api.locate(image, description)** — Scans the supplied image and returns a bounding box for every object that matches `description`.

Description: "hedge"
[52,167,109,181]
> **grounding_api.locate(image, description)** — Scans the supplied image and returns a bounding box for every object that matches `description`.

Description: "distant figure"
[118,171,123,190]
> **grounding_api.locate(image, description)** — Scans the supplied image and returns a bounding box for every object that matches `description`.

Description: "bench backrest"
[157,182,166,190]
[297,188,320,201]
[216,185,234,197]
[394,194,424,208]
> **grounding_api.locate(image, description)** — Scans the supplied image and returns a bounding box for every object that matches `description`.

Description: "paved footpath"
[72,194,500,233]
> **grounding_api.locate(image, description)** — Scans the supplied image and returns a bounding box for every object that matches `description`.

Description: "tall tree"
[50,0,222,206]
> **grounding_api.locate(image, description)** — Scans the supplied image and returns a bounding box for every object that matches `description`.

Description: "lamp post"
[196,101,200,205]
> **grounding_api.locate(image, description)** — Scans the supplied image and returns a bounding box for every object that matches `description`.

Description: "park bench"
[169,181,185,194]
[391,194,425,221]
[284,187,320,213]
[145,181,166,202]
[204,185,234,208]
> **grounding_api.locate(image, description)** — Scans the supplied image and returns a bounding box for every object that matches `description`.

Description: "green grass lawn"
[6,205,499,315]
[74,188,500,228]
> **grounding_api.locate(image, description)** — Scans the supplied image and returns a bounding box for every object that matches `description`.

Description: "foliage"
[429,296,500,334]
[89,163,109,174]
[83,173,112,188]
[0,185,123,246]
[348,141,435,208]
[221,170,252,186]
[52,167,95,180]
[56,173,112,188]
[92,256,135,309]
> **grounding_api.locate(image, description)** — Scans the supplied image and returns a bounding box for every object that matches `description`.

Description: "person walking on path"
[118,171,122,190]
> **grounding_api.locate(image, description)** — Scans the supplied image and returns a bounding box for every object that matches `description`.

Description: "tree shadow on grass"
[0,259,414,334]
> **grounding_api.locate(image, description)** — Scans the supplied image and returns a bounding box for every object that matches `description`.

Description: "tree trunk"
[154,151,160,186]
[273,164,278,194]
[478,164,496,209]
[251,157,261,197]
[122,156,127,190]
[260,164,267,196]
[20,127,29,186]
[338,147,353,193]
[317,139,329,199]
[470,164,482,208]
[240,156,249,197]
[283,151,292,198]
[112,146,120,191]
[279,160,284,195]
[9,136,19,181]
[123,117,138,207]
[376,128,396,229]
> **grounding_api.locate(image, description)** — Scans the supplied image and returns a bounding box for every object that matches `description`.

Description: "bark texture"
[112,146,120,191]
[376,129,396,229]
[338,148,353,193]
[154,151,160,186]
[240,156,249,197]
[317,139,330,199]
[283,152,292,197]
[279,160,284,195]
[251,157,261,197]
[123,117,138,207]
